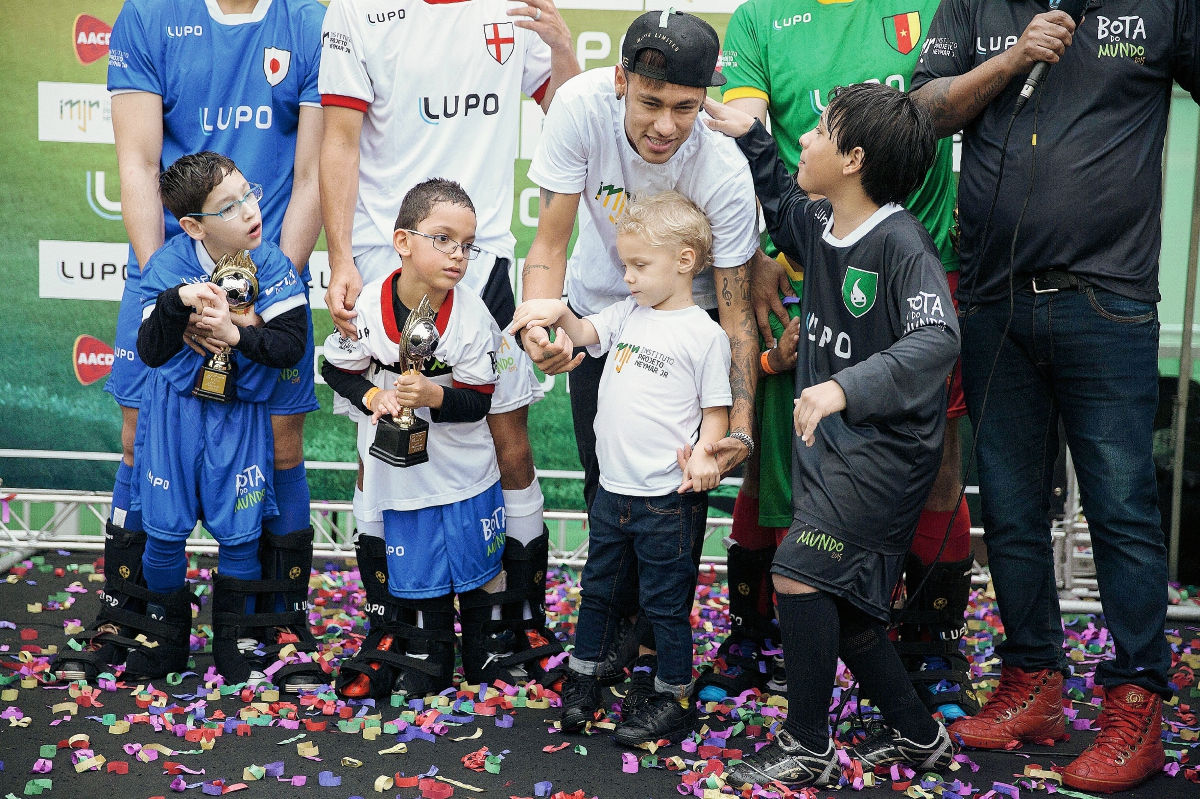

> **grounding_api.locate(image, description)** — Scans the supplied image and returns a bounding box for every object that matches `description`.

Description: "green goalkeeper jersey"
[722,0,958,527]
[721,0,959,273]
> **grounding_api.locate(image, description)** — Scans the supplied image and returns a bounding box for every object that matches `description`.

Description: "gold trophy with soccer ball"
[370,295,440,467]
[192,250,259,402]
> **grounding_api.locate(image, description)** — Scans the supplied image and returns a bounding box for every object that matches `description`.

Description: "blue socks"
[218,539,262,581]
[265,465,310,537]
[143,537,187,595]
[218,539,262,615]
[112,461,143,532]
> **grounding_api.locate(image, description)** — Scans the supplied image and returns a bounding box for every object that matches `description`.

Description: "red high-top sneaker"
[948,665,1067,748]
[1063,685,1164,793]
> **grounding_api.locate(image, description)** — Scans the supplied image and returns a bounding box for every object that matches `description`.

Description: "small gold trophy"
[192,250,259,402]
[369,295,440,467]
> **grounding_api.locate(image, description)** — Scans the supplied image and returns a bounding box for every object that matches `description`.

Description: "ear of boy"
[392,228,415,259]
[179,216,206,241]
[676,247,697,275]
[841,146,865,178]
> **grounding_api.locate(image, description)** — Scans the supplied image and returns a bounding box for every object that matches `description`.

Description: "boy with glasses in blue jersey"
[55,152,312,687]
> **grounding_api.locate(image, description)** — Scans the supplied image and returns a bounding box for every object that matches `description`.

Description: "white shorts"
[342,245,543,416]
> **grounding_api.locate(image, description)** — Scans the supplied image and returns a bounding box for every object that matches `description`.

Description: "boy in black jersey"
[705,84,961,785]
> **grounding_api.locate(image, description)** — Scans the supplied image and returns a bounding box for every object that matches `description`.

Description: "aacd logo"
[74,14,112,65]
[73,334,115,385]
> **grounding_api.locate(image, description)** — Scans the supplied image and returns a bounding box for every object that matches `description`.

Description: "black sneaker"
[619,654,657,720]
[766,654,787,693]
[595,616,645,686]
[848,721,956,771]
[612,691,698,747]
[560,672,602,732]
[725,729,841,789]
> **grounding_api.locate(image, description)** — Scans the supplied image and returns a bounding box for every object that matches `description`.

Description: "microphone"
[1013,0,1090,112]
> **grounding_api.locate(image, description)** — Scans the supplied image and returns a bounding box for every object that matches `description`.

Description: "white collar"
[204,0,272,26]
[194,239,218,276]
[821,203,903,249]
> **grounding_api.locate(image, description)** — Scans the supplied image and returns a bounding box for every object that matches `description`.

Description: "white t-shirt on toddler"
[585,297,732,496]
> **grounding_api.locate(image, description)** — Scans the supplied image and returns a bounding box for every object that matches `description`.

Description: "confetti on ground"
[0,552,1196,798]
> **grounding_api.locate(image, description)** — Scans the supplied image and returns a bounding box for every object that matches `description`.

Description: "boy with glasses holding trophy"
[321,179,509,699]
[55,151,311,686]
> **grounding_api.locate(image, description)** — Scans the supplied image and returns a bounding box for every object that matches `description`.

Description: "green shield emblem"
[841,267,878,318]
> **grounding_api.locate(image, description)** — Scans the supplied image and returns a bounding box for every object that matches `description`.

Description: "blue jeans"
[960,284,1171,696]
[571,487,708,694]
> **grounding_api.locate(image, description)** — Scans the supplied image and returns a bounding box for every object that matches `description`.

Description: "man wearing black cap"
[522,9,760,512]
[520,10,759,724]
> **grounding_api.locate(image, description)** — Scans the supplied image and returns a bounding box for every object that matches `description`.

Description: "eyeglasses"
[402,229,483,260]
[187,184,263,222]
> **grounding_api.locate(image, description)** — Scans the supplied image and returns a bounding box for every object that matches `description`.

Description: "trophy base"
[193,364,236,402]
[369,415,430,468]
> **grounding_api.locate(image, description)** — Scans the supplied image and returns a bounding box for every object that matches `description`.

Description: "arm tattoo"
[920,78,955,130]
[521,262,551,278]
[718,265,758,439]
[540,188,557,207]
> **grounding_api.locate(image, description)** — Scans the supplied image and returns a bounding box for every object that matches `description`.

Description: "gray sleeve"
[832,251,960,425]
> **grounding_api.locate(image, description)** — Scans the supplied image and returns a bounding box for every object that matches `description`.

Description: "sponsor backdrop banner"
[3,2,1196,508]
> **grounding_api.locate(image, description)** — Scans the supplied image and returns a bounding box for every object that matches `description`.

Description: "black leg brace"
[696,543,776,696]
[459,530,565,687]
[210,529,325,692]
[55,523,193,682]
[894,555,981,716]
[334,536,456,700]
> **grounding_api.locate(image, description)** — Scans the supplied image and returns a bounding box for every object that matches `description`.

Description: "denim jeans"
[570,487,708,693]
[960,284,1171,696]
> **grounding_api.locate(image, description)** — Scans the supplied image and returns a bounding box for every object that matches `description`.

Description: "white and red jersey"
[322,272,502,515]
[318,0,552,272]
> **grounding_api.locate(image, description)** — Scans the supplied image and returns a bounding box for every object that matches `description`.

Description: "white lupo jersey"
[318,0,552,274]
[322,271,502,516]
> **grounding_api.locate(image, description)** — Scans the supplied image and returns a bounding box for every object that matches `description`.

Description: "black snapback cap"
[621,9,726,89]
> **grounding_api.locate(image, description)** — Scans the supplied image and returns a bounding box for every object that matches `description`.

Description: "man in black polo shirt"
[911,0,1199,793]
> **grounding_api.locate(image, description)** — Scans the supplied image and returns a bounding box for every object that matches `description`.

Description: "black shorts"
[771,523,903,623]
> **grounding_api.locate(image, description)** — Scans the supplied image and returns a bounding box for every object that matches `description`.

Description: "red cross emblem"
[484,22,514,65]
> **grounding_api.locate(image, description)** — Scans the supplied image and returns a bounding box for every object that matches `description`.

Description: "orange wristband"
[760,350,778,376]
[363,386,381,412]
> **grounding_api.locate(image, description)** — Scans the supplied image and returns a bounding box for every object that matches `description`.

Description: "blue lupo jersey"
[107,0,324,244]
[140,236,307,403]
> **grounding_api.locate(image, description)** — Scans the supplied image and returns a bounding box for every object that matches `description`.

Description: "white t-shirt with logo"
[586,298,732,496]
[528,68,760,316]
[318,0,552,288]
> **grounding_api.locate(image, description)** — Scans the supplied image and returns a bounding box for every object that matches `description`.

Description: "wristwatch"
[727,430,755,458]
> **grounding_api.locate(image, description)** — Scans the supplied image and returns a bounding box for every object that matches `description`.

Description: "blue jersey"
[107,0,324,244]
[140,236,307,403]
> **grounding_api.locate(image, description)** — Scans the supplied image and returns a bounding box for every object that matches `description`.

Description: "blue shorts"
[106,244,320,416]
[381,482,505,599]
[135,369,277,546]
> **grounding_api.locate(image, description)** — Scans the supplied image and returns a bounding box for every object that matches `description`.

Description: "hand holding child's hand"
[703,97,757,139]
[393,373,443,410]
[793,380,847,447]
[509,299,568,336]
[679,446,721,493]
[369,388,401,423]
